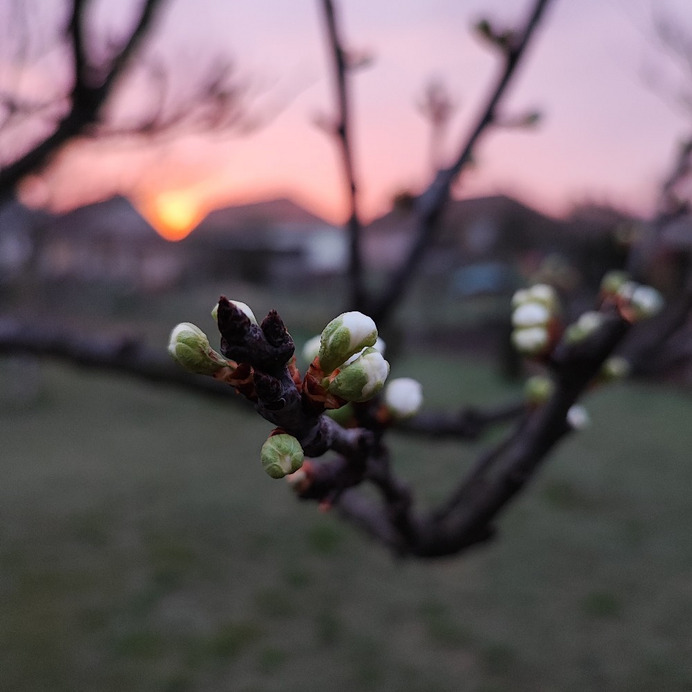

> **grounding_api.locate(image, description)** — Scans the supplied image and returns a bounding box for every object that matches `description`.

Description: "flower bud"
[628,285,664,321]
[318,311,378,373]
[600,270,630,298]
[327,347,389,402]
[524,375,554,406]
[566,404,590,430]
[512,302,551,329]
[260,433,304,479]
[344,337,387,366]
[564,311,605,344]
[600,356,630,381]
[511,288,531,308]
[302,334,322,364]
[526,283,559,312]
[383,377,423,419]
[211,299,257,325]
[511,326,549,356]
[168,322,229,375]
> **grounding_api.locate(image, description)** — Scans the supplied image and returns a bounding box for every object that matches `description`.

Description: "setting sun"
[140,191,204,241]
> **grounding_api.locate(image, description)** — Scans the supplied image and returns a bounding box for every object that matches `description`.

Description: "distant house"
[186,198,346,284]
[363,194,627,294]
[36,196,187,291]
[0,201,49,285]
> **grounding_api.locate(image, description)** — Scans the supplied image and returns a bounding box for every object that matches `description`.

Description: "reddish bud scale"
[546,316,564,353]
[226,362,257,400]
[301,359,347,411]
[287,356,302,387]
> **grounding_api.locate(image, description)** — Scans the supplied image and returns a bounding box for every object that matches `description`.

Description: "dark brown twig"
[371,0,553,327]
[0,0,165,202]
[320,0,367,311]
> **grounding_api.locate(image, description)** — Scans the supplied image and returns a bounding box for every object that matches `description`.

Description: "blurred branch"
[370,0,552,327]
[330,312,630,558]
[416,78,458,172]
[0,0,166,202]
[623,275,692,378]
[0,316,243,401]
[397,400,525,439]
[320,0,367,311]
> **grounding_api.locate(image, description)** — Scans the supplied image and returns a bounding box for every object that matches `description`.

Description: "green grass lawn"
[1,354,692,692]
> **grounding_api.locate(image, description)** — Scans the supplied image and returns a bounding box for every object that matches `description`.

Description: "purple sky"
[18,0,692,226]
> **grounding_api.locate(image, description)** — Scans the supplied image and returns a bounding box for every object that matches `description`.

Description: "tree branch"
[0,316,241,400]
[0,0,165,202]
[371,0,553,327]
[327,312,630,558]
[320,0,367,311]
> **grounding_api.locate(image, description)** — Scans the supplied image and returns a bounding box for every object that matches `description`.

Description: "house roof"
[47,195,161,242]
[196,197,331,236]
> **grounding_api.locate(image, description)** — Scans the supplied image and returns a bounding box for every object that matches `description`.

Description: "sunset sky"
[14,0,692,238]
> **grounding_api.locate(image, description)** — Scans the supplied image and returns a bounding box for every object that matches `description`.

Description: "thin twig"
[371,0,553,327]
[0,0,165,201]
[320,0,367,311]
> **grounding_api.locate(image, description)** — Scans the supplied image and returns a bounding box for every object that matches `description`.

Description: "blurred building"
[186,198,346,285]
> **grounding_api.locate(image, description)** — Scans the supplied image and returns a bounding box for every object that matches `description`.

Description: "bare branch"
[371,0,553,327]
[320,0,367,311]
[0,0,165,202]
[0,316,240,400]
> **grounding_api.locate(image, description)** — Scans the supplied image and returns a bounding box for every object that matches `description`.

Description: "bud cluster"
[308,311,391,405]
[169,301,425,481]
[510,284,561,357]
[600,272,664,323]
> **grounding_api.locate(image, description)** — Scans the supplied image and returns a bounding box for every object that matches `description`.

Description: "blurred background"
[1,0,692,690]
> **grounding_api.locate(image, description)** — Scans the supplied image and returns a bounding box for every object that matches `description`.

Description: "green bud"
[326,402,356,426]
[327,347,390,403]
[260,433,304,479]
[600,356,630,381]
[318,311,378,373]
[524,375,554,405]
[600,270,630,297]
[564,311,605,344]
[168,322,229,375]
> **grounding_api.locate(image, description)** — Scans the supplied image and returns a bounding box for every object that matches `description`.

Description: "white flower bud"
[343,337,387,366]
[168,322,228,375]
[260,433,304,479]
[566,404,590,430]
[511,288,531,308]
[211,299,257,325]
[512,302,551,329]
[302,334,322,364]
[527,283,559,311]
[511,326,549,356]
[328,347,390,402]
[318,311,378,373]
[384,377,423,419]
[629,285,664,320]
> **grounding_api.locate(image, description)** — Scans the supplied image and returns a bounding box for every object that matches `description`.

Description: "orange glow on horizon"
[139,191,204,241]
